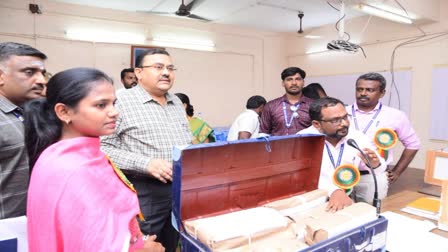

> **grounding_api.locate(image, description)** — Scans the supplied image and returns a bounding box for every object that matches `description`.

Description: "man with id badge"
[346,72,420,198]
[260,67,313,136]
[298,97,387,208]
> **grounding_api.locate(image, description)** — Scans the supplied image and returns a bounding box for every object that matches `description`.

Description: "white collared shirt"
[298,126,387,196]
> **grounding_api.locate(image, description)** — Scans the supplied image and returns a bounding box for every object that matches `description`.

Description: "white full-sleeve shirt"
[297,126,387,196]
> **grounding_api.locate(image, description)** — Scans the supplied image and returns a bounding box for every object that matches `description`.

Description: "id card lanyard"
[11,109,24,122]
[325,143,345,169]
[282,101,300,128]
[352,103,382,134]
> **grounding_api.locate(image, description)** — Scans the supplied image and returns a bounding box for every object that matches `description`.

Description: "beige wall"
[0,0,288,127]
[287,1,448,169]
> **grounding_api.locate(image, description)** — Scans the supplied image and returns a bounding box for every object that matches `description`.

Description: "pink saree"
[27,137,142,252]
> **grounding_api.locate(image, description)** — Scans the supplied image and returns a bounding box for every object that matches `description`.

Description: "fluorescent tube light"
[357,4,413,24]
[369,2,417,19]
[65,29,146,44]
[304,35,322,39]
[151,35,215,51]
[305,48,328,55]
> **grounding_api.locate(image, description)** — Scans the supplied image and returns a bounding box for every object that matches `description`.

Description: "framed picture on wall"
[130,45,165,68]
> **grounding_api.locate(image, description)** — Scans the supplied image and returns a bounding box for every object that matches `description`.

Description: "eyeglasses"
[320,114,349,125]
[139,64,177,72]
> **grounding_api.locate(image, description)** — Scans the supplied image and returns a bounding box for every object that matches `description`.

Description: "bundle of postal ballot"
[183,189,378,251]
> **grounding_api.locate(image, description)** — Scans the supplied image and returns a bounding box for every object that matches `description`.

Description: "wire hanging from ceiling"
[326,0,366,57]
[387,0,427,109]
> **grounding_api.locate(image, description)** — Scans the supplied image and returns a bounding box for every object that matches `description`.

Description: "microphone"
[347,139,381,215]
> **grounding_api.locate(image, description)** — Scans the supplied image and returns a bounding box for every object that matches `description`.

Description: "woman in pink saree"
[24,68,164,252]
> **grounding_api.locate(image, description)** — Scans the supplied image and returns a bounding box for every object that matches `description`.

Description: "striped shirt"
[0,96,29,219]
[101,85,192,176]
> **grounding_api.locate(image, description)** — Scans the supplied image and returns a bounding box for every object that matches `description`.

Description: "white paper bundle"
[184,207,289,251]
[262,189,328,216]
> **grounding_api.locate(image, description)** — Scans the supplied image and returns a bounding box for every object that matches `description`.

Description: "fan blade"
[139,10,175,15]
[187,13,211,21]
[185,0,207,11]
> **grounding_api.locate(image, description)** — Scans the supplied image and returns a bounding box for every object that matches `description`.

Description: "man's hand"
[387,169,401,184]
[360,148,381,168]
[147,159,173,183]
[326,189,353,213]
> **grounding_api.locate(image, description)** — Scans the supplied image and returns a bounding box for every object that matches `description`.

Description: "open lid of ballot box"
[172,134,388,252]
[172,134,325,230]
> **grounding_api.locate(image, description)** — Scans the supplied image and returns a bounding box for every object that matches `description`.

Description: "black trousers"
[129,175,179,252]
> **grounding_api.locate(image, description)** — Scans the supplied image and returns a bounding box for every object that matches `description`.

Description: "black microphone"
[347,138,381,215]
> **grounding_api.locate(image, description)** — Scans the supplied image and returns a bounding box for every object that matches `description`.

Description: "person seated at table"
[175,93,215,144]
[25,67,164,252]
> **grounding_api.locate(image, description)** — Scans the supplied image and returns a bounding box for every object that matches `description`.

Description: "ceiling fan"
[145,0,211,22]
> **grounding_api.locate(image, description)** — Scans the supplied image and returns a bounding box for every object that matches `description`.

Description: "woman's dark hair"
[24,67,113,168]
[303,83,327,99]
[175,93,194,117]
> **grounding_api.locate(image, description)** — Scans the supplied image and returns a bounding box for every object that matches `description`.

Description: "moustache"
[338,126,348,131]
[31,86,44,91]
[335,127,349,135]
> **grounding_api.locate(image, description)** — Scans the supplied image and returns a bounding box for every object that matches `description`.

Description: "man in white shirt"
[227,95,266,141]
[298,97,387,211]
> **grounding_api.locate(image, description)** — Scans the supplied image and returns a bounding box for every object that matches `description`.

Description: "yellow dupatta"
[189,117,215,144]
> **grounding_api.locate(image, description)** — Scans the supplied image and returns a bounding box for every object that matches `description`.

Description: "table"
[381,190,448,238]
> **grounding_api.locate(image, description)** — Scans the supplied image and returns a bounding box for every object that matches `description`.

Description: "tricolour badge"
[333,164,360,194]
[374,128,398,160]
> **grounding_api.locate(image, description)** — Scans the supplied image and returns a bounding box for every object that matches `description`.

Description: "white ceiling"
[50,0,368,33]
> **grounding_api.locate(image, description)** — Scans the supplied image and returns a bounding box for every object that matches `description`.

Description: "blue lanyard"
[11,109,24,122]
[325,143,345,169]
[352,103,382,134]
[282,101,300,128]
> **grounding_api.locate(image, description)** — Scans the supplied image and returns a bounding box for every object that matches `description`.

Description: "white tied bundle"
[184,207,290,251]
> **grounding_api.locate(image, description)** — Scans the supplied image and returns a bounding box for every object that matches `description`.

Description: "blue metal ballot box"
[172,134,388,252]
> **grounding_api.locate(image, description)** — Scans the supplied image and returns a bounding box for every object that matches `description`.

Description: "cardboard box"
[172,135,388,252]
